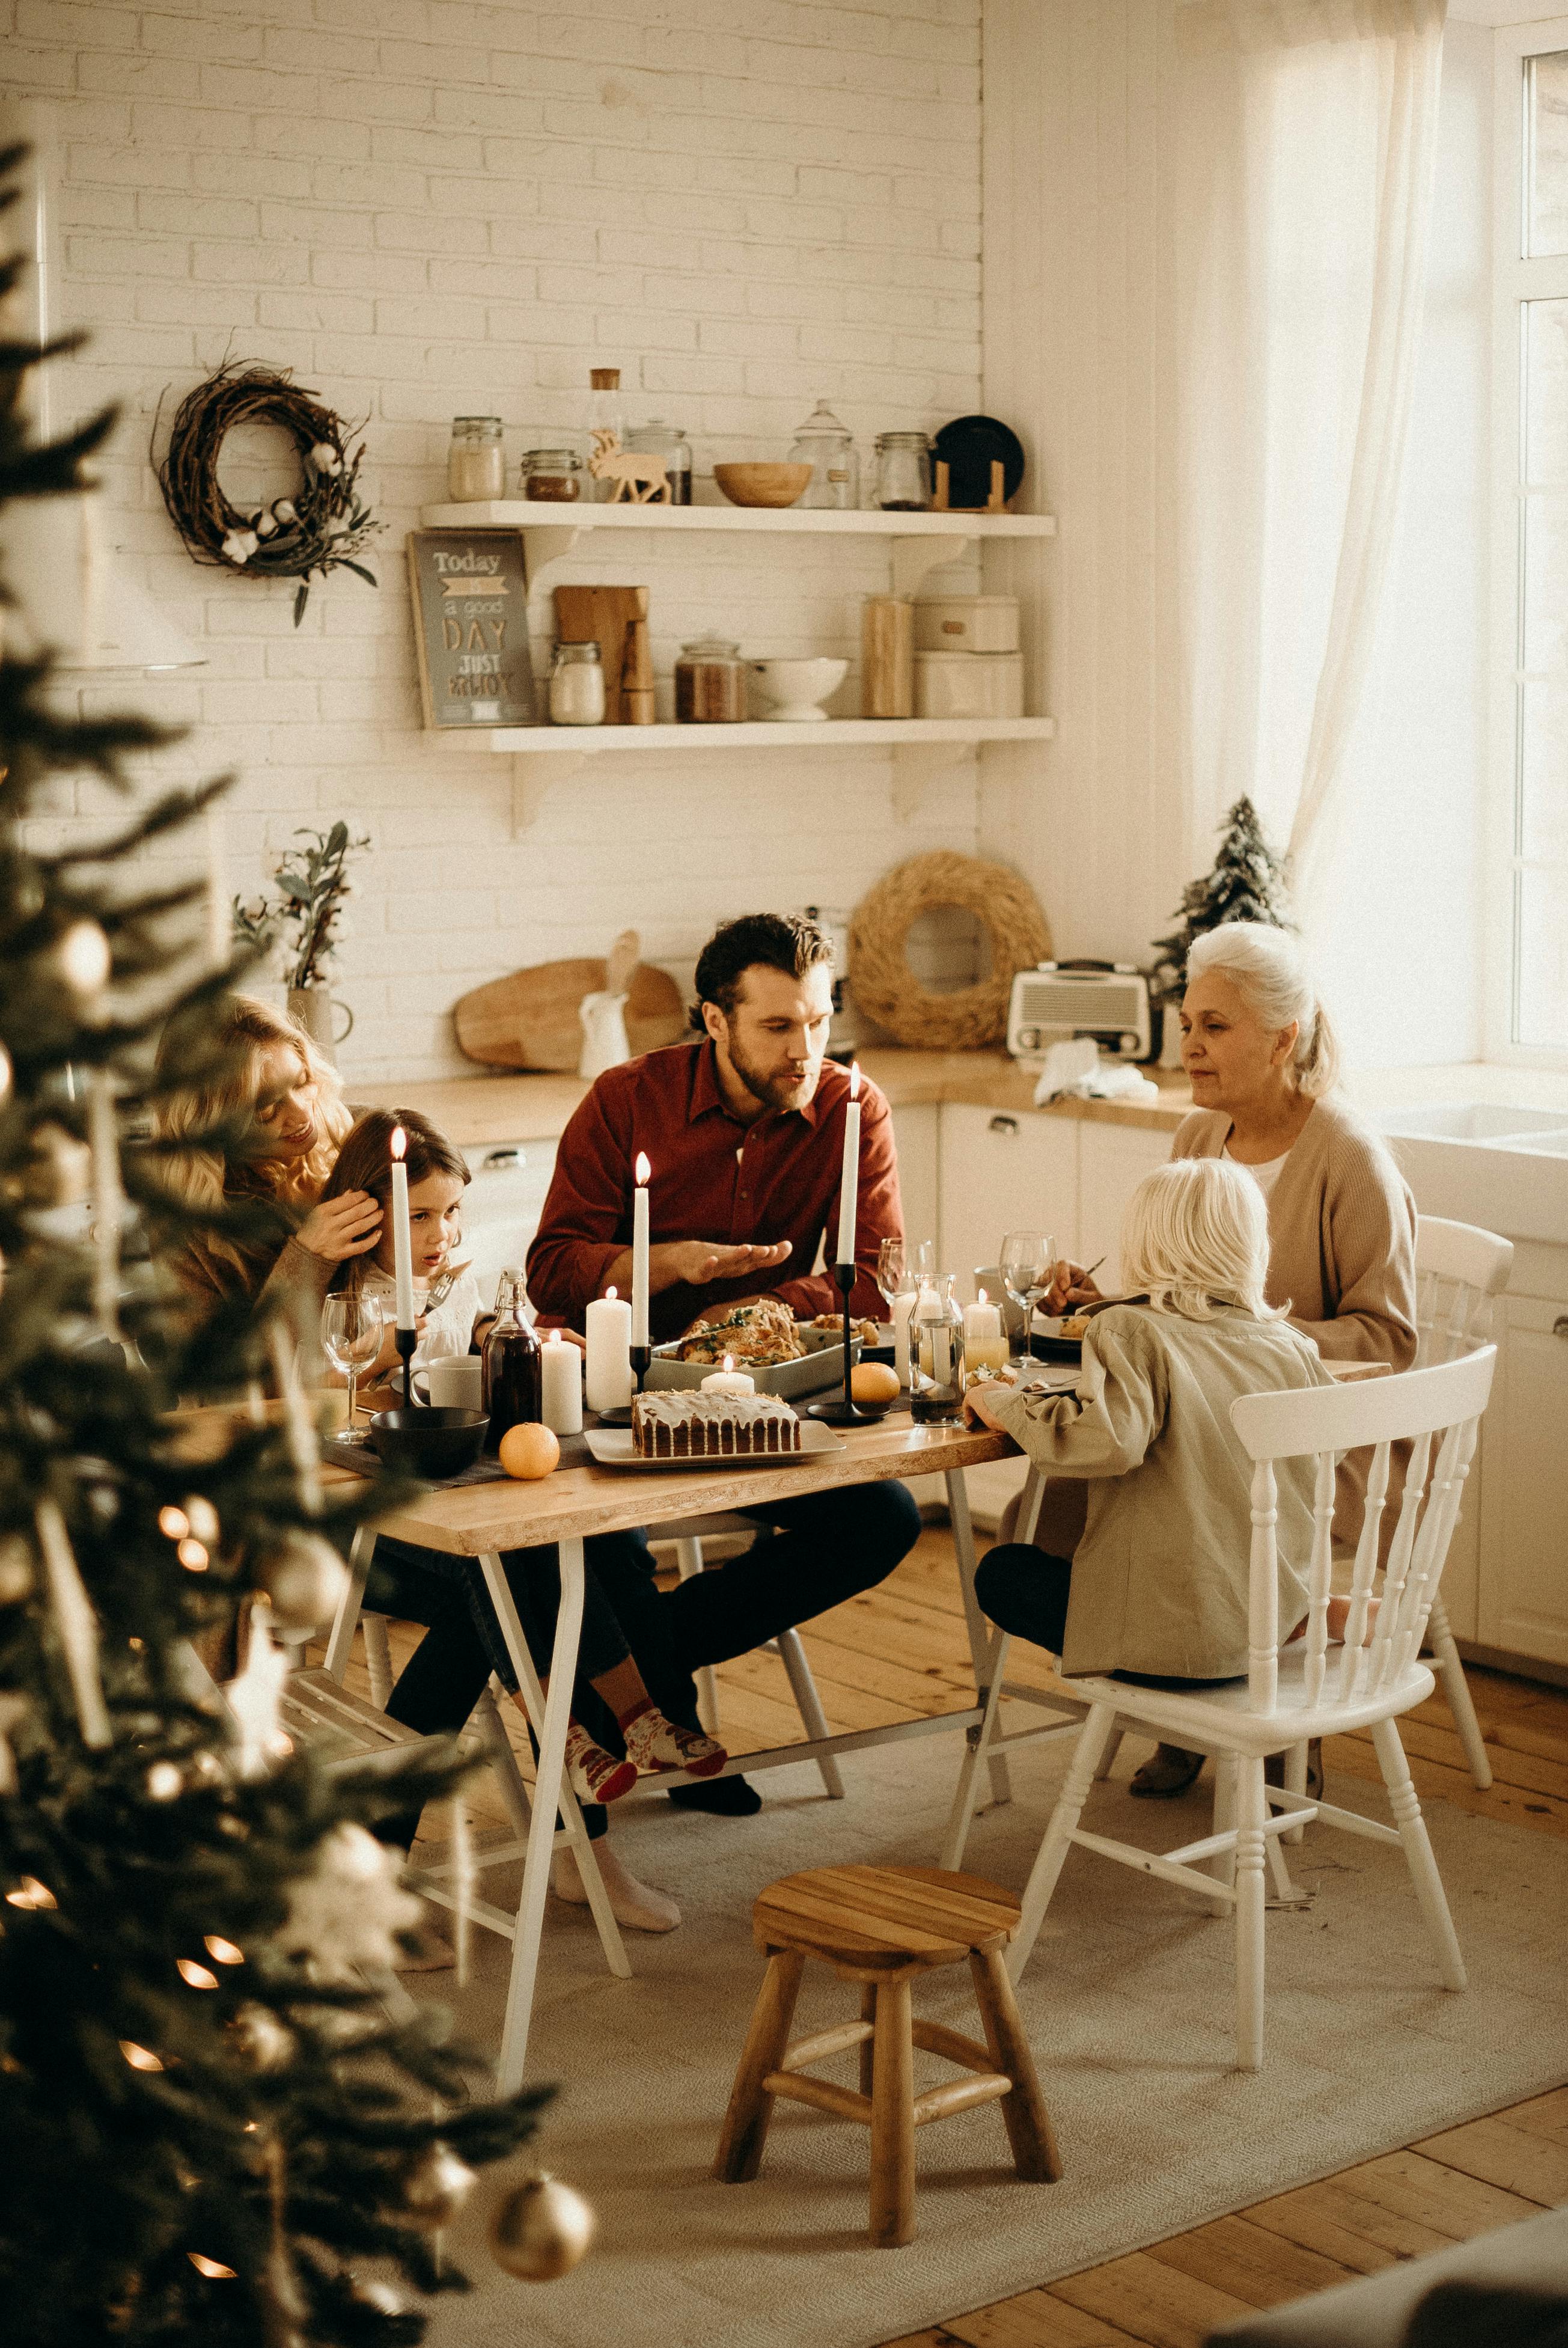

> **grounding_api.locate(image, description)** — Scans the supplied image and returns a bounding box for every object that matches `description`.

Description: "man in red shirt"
[520,913,921,1930]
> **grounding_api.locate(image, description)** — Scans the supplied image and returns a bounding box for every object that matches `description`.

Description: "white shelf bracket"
[510,750,586,836]
[520,521,587,584]
[891,531,972,599]
[890,740,974,824]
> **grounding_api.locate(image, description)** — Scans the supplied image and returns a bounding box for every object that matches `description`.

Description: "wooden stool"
[714,1865,1061,2248]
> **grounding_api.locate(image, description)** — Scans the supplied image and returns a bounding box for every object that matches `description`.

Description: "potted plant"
[234,821,368,1058]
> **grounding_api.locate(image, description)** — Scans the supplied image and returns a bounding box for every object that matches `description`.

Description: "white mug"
[426,1356,483,1411]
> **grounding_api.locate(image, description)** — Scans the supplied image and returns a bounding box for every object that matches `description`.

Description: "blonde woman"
[151,993,378,1319]
[968,1158,1336,1684]
[1045,922,1417,1791]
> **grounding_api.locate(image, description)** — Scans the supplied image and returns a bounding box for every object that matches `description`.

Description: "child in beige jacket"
[967,1157,1338,1684]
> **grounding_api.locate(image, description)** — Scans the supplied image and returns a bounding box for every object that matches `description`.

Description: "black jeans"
[376,1476,922,1842]
[975,1543,1242,1695]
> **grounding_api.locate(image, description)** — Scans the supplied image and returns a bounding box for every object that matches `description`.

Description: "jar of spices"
[548,640,606,726]
[447,416,505,502]
[625,420,691,505]
[520,447,585,503]
[674,636,747,724]
[872,430,932,512]
[789,400,859,510]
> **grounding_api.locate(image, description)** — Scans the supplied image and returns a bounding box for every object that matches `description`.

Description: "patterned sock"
[619,1701,728,1780]
[564,1719,636,1806]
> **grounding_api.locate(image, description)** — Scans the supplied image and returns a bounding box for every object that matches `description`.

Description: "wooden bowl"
[713,462,812,509]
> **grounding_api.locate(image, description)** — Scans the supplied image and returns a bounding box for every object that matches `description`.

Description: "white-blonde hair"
[1186,922,1339,1098]
[1119,1157,1285,1323]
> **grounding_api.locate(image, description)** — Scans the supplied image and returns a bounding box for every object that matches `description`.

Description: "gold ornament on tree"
[259,1530,348,1636]
[403,2142,478,2229]
[488,2173,595,2282]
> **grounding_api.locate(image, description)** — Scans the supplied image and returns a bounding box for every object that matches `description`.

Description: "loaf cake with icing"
[630,1390,802,1458]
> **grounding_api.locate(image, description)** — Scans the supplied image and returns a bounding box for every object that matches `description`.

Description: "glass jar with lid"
[520,447,586,503]
[548,640,606,726]
[674,636,747,724]
[872,430,932,512]
[625,420,691,506]
[448,416,505,503]
[789,401,859,510]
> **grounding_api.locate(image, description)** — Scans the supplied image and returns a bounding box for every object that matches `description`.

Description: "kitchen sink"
[1375,1101,1568,1244]
[1376,1102,1568,1142]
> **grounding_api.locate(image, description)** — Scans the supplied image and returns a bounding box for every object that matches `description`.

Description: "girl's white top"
[359,1262,485,1372]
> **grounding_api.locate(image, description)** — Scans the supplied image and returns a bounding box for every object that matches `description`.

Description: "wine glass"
[999,1229,1054,1362]
[875,1238,906,1323]
[320,1292,386,1443]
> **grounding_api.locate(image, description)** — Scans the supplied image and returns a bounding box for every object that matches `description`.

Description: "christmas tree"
[1149,795,1293,1003]
[0,150,554,2347]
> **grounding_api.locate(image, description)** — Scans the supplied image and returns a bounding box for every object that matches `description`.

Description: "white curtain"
[1175,0,1447,933]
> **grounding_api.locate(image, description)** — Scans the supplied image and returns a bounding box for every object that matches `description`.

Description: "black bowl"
[368,1406,487,1478]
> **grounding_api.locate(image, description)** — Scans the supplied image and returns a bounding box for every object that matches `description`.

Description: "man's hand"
[1043,1258,1103,1314]
[603,1239,792,1300]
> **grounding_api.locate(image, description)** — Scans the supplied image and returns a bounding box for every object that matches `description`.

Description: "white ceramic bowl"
[749,656,849,723]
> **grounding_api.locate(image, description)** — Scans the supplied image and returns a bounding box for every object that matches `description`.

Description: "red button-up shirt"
[525,1042,901,1341]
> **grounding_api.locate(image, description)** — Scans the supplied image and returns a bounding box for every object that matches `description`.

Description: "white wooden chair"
[1411,1215,1513,1791]
[1001,1344,1495,2070]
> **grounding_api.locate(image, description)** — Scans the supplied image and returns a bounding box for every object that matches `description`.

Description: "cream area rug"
[422,1723,1568,2348]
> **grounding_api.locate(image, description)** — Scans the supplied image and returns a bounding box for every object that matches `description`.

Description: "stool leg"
[869,1977,915,2249]
[858,1983,876,2099]
[714,1949,805,2184]
[969,1948,1062,2184]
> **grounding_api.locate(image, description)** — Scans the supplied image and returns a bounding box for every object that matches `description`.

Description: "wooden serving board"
[552,584,648,724]
[453,957,685,1072]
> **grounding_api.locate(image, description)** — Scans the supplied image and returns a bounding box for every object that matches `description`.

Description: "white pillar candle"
[700,1355,755,1396]
[540,1329,584,1435]
[891,1292,918,1387]
[630,1151,651,1347]
[388,1127,416,1331]
[835,1062,861,1266]
[584,1286,633,1413]
[964,1289,1002,1342]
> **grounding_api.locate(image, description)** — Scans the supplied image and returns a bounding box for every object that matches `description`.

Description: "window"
[1495,24,1568,1061]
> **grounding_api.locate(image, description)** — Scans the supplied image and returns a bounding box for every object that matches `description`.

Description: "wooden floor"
[342,1521,1568,2347]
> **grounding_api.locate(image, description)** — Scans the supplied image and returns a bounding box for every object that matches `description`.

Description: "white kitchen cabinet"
[1477,1291,1568,1668]
[889,1102,940,1266]
[1076,1120,1176,1289]
[937,1103,1079,1301]
[463,1137,560,1306]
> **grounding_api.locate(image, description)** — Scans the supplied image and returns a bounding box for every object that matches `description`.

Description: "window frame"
[1489,15,1568,1068]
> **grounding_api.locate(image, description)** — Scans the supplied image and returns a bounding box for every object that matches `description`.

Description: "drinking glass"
[320,1292,386,1443]
[875,1238,906,1319]
[999,1229,1054,1361]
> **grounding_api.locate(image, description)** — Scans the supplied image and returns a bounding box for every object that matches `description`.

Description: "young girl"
[966,1157,1340,1684]
[316,1108,728,1806]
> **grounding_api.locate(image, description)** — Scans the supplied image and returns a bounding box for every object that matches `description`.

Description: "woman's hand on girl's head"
[1045,1259,1102,1315]
[297,1190,383,1262]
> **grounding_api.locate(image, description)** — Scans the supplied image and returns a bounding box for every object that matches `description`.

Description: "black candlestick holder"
[629,1344,652,1393]
[807,1261,879,1426]
[395,1326,418,1408]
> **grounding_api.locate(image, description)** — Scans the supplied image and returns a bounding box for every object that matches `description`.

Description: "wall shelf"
[453,716,1058,755]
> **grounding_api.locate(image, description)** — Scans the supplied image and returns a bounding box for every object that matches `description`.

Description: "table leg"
[504,1601,630,1984]
[480,1539,586,2096]
[323,1525,375,1683]
[947,1469,1010,1810]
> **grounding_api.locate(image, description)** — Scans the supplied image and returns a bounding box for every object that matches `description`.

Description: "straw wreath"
[155,360,382,625]
[848,849,1052,1050]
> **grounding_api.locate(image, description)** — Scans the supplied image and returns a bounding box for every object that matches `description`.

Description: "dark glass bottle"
[482,1268,541,1453]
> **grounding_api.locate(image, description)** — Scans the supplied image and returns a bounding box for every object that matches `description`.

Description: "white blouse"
[358,1262,486,1372]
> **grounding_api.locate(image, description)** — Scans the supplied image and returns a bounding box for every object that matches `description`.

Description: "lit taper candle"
[388,1126,416,1332]
[630,1151,651,1348]
[835,1063,862,1267]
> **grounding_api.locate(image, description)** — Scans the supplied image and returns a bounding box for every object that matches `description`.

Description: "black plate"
[932,414,1025,509]
[1028,1335,1082,1363]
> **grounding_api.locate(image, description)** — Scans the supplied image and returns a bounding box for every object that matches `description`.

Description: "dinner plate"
[932,413,1026,508]
[585,1422,843,1472]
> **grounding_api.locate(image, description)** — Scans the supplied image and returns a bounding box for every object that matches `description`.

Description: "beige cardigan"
[987,1303,1335,1678]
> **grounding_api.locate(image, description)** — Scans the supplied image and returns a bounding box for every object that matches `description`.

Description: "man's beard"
[724,1028,819,1114]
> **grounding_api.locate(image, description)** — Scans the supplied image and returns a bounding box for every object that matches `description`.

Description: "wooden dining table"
[323,1410,1083,2092]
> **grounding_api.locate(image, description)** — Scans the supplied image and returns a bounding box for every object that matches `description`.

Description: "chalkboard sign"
[406,530,539,729]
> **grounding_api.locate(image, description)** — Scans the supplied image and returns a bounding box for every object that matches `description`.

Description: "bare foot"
[552,1842,680,1933]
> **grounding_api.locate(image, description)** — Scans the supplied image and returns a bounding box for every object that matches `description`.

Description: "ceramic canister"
[913,650,1025,721]
[914,595,1020,655]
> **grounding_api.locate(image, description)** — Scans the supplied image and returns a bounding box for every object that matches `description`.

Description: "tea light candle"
[963,1289,1011,1378]
[700,1354,755,1396]
[835,1063,861,1266]
[585,1286,633,1413]
[891,1291,918,1387]
[630,1151,651,1348]
[541,1328,584,1435]
[388,1127,416,1331]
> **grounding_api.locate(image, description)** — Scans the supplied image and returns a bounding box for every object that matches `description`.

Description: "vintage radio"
[1005,961,1157,1063]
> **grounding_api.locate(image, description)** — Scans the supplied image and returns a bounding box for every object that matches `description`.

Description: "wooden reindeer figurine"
[589,429,672,504]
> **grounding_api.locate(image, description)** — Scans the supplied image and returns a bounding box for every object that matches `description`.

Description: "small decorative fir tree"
[0,151,550,2348]
[1149,795,1293,1004]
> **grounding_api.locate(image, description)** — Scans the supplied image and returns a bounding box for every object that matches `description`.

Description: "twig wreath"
[849,849,1053,1050]
[155,360,382,625]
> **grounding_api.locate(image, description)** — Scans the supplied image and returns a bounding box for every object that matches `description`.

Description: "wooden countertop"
[352,1050,1195,1147]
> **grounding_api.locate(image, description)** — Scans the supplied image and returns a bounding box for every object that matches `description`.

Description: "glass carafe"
[789,400,859,510]
[910,1273,965,1423]
[483,1268,542,1453]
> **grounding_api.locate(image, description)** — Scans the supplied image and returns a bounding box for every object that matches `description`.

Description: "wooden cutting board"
[453,958,685,1072]
[552,584,648,724]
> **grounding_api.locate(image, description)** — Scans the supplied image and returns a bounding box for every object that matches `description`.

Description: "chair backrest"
[1229,1347,1496,1717]
[1414,1215,1513,1365]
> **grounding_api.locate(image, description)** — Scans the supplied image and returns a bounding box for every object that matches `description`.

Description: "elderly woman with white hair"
[1039,919,1418,1795]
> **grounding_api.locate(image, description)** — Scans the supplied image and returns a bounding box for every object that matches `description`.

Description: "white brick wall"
[2,0,983,1081]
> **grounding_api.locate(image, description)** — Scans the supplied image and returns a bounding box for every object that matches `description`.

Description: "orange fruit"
[850,1361,900,1405]
[498,1422,561,1481]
